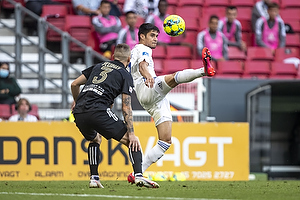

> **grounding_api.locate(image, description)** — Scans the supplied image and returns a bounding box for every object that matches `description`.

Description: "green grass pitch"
[0,174,300,200]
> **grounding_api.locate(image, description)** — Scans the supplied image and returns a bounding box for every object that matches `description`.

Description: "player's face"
[100,3,111,16]
[226,9,237,23]
[126,13,137,28]
[158,1,168,15]
[209,18,219,33]
[18,100,30,115]
[268,7,279,20]
[143,30,158,49]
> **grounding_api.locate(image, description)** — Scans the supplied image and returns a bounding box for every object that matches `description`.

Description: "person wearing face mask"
[0,62,22,105]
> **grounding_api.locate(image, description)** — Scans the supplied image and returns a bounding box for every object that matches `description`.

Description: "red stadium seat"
[242,32,253,47]
[202,7,225,18]
[167,5,176,14]
[214,60,244,78]
[119,15,126,28]
[281,0,300,8]
[236,7,252,21]
[136,16,145,28]
[166,45,192,59]
[65,15,92,52]
[178,0,204,7]
[41,5,68,42]
[280,8,300,21]
[0,104,11,120]
[176,6,202,20]
[239,19,252,33]
[286,20,300,33]
[154,59,164,75]
[52,0,73,14]
[243,61,271,79]
[228,46,247,61]
[274,47,300,62]
[163,59,189,74]
[270,62,298,79]
[184,17,199,32]
[204,0,229,7]
[285,34,300,48]
[247,47,274,61]
[153,45,166,59]
[230,0,254,7]
[174,30,197,46]
[1,0,24,9]
[167,0,179,6]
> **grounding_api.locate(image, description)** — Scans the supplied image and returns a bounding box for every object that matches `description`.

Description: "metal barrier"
[0,0,107,108]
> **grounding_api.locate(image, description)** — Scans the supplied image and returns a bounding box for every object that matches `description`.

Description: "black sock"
[88,143,100,176]
[128,147,143,177]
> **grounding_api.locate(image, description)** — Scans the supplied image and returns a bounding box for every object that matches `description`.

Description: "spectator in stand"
[117,11,139,49]
[9,98,38,122]
[145,0,171,46]
[255,2,285,53]
[218,6,246,52]
[251,0,283,30]
[197,15,228,61]
[25,0,61,16]
[123,0,159,18]
[0,62,21,105]
[72,0,101,16]
[92,0,122,59]
[108,0,122,17]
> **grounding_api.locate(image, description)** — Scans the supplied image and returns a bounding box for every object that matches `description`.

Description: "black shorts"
[73,109,127,141]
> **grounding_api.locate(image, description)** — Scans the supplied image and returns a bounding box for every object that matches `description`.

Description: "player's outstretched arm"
[71,74,87,102]
[139,60,154,88]
[121,93,140,152]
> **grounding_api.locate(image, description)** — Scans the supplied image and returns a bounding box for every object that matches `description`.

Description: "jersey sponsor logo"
[129,86,133,93]
[142,52,149,56]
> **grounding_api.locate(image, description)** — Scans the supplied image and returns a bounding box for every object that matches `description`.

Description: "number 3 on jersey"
[92,66,113,84]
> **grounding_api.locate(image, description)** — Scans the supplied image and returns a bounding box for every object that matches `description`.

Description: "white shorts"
[135,76,173,126]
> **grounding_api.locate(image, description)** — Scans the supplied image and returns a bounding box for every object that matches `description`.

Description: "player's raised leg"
[170,47,215,86]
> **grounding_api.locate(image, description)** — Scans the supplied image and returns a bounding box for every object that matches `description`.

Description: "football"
[169,172,187,181]
[163,15,185,37]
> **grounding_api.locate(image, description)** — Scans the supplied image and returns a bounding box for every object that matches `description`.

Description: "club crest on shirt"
[142,52,149,56]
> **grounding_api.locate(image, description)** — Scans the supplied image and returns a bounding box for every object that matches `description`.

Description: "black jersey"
[73,60,134,113]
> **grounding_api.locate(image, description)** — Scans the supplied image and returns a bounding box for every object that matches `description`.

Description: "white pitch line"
[0,192,235,200]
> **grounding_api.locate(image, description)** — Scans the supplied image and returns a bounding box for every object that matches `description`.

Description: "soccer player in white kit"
[128,23,215,183]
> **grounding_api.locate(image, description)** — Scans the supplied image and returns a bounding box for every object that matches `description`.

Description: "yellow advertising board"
[0,122,248,181]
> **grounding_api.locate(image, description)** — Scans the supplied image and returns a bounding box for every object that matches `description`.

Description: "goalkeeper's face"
[143,30,158,49]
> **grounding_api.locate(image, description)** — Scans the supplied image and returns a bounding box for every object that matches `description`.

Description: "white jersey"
[130,44,157,87]
[9,114,38,122]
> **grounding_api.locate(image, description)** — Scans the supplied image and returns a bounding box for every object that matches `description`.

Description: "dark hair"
[138,23,160,41]
[125,11,136,17]
[159,0,168,5]
[0,62,9,70]
[226,6,237,11]
[268,2,279,10]
[209,15,219,23]
[100,0,110,6]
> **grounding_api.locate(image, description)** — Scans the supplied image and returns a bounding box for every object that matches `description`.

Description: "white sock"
[174,68,205,84]
[142,140,171,173]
